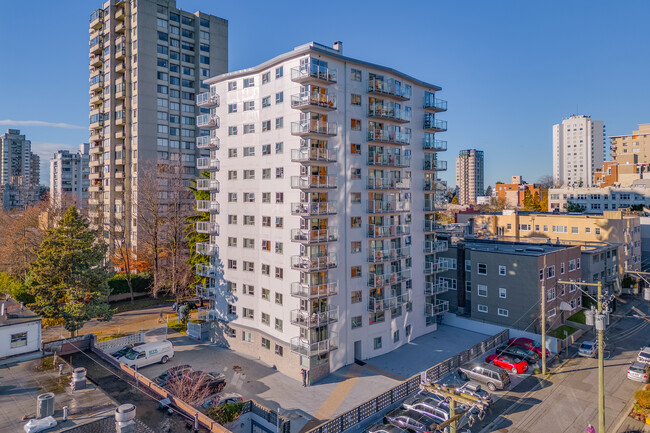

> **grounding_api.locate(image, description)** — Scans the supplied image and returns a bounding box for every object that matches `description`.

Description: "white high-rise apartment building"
[87,0,227,247]
[455,149,484,205]
[195,42,449,381]
[50,144,90,209]
[552,115,605,187]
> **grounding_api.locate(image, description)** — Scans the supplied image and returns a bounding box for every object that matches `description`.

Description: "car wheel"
[459,372,468,381]
[487,382,497,392]
[161,355,169,364]
[511,367,518,374]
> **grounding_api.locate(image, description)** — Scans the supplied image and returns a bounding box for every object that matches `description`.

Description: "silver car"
[627,361,649,383]
[578,341,596,358]
[402,396,449,423]
[366,423,411,433]
[637,346,650,364]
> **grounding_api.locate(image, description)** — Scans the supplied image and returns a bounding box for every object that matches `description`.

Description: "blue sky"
[1,0,649,186]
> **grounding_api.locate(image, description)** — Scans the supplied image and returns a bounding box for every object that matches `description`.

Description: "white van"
[121,340,174,369]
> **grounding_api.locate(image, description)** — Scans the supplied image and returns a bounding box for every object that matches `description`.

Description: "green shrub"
[0,272,35,304]
[566,309,586,324]
[206,402,243,424]
[108,273,152,295]
[550,325,578,339]
[167,320,185,334]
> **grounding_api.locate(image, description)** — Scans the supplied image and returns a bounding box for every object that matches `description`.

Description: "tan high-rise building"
[610,123,650,163]
[456,149,484,205]
[87,0,227,248]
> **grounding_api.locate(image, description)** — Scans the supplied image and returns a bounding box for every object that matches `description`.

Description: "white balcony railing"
[196,242,218,256]
[368,291,411,312]
[196,178,220,192]
[290,281,338,299]
[197,157,220,170]
[425,281,450,296]
[291,202,337,216]
[291,63,337,84]
[291,120,337,136]
[368,246,411,263]
[424,260,450,274]
[291,227,338,243]
[367,199,410,213]
[291,175,336,189]
[367,177,411,190]
[290,306,338,328]
[290,333,338,356]
[196,200,220,213]
[367,224,411,238]
[424,240,448,254]
[368,269,412,288]
[196,221,220,235]
[196,263,217,277]
[291,254,337,271]
[426,300,450,316]
[291,148,337,163]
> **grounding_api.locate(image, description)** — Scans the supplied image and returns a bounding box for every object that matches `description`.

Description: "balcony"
[290,281,338,299]
[197,114,220,128]
[291,175,336,189]
[197,157,220,171]
[424,260,450,275]
[424,199,437,212]
[196,242,218,256]
[291,120,337,137]
[291,253,337,271]
[290,333,338,357]
[423,137,447,151]
[196,131,220,149]
[367,199,410,214]
[291,148,336,164]
[367,129,410,146]
[424,240,448,254]
[196,283,215,299]
[424,116,448,133]
[115,47,126,60]
[368,291,411,312]
[89,77,104,93]
[89,38,102,55]
[367,177,411,190]
[115,128,125,139]
[368,78,411,101]
[196,221,220,235]
[368,104,411,123]
[197,91,220,107]
[290,306,338,329]
[196,263,217,278]
[367,152,410,168]
[425,300,450,317]
[115,22,126,34]
[196,178,220,192]
[423,159,447,171]
[368,269,412,288]
[90,54,102,68]
[425,281,449,296]
[424,95,448,113]
[367,224,410,238]
[291,227,338,244]
[291,63,337,85]
[291,92,336,113]
[423,179,447,191]
[89,10,103,29]
[90,93,103,106]
[196,200,220,213]
[115,62,125,73]
[368,246,411,263]
[291,202,336,216]
[115,7,125,21]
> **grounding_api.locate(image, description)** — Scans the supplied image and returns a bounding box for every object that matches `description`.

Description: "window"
[350,217,361,228]
[242,308,254,319]
[244,147,255,157]
[227,237,237,247]
[262,192,271,203]
[560,262,565,274]
[275,92,283,103]
[548,308,556,318]
[244,101,255,111]
[228,192,237,202]
[243,77,255,88]
[373,337,382,350]
[351,94,361,105]
[262,144,271,155]
[244,169,255,179]
[244,124,255,134]
[262,71,270,84]
[275,117,284,129]
[477,263,487,275]
[351,241,361,253]
[393,330,400,343]
[275,242,283,254]
[227,259,237,269]
[547,287,556,301]
[275,142,284,153]
[275,217,283,228]
[243,238,254,248]
[498,265,506,276]
[351,291,362,303]
[406,325,412,337]
[275,292,283,304]
[595,228,601,235]
[228,126,237,136]
[351,143,361,154]
[539,269,544,281]
[547,266,555,279]
[228,305,236,315]
[351,119,361,130]
[498,308,509,317]
[243,284,254,295]
[261,264,270,275]
[261,314,270,327]
[244,215,255,225]
[351,68,361,81]
[10,332,27,348]
[261,240,270,251]
[275,66,283,78]
[351,192,361,203]
[477,304,488,313]
[262,216,271,227]
[351,168,361,179]
[552,225,568,233]
[465,261,471,272]
[228,81,237,91]
[275,192,284,203]
[351,266,362,278]
[499,287,507,298]
[577,258,581,269]
[228,148,237,158]
[275,319,283,332]
[242,331,253,342]
[262,288,270,301]
[351,316,362,329]
[262,120,271,131]
[571,226,579,234]
[275,267,283,279]
[262,96,271,108]
[243,261,254,272]
[477,284,488,297]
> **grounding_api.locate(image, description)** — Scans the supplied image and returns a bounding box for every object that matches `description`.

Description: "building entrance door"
[354,340,362,361]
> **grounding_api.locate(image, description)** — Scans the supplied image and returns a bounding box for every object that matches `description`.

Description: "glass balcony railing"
[368,78,412,100]
[423,136,447,151]
[424,220,445,232]
[424,115,448,132]
[196,242,218,256]
[196,221,220,235]
[291,120,337,136]
[423,159,447,171]
[424,94,448,112]
[196,133,220,149]
[368,246,411,263]
[424,179,447,191]
[290,306,338,328]
[368,269,412,288]
[290,333,338,356]
[291,148,336,163]
[196,200,220,213]
[291,63,337,84]
[291,92,336,110]
[291,175,336,189]
[197,91,219,107]
[368,104,411,123]
[367,129,411,145]
[424,199,436,212]
[367,199,410,213]
[195,283,216,299]
[291,227,338,243]
[196,263,217,278]
[197,114,220,128]
[424,240,448,254]
[424,260,450,274]
[367,177,411,190]
[291,202,337,216]
[425,281,449,296]
[425,300,450,317]
[290,281,338,299]
[291,254,337,271]
[367,224,410,238]
[367,152,410,167]
[197,157,220,171]
[196,178,220,192]
[368,291,411,312]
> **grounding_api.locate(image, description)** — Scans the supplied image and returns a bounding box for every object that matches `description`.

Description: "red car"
[508,337,550,358]
[485,354,528,374]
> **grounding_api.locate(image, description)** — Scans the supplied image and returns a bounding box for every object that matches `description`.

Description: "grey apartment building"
[0,129,42,210]
[437,240,583,332]
[87,0,227,248]
[50,144,90,209]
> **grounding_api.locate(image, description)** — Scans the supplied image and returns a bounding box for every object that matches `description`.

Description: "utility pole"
[420,382,487,433]
[541,254,547,375]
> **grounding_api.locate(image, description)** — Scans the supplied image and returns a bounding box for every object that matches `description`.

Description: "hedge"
[108,273,152,295]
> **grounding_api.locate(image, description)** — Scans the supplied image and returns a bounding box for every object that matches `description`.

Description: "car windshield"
[124,349,139,360]
[630,365,645,373]
[640,352,650,358]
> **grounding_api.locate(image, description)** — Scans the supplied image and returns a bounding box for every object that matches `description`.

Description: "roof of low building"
[463,239,579,256]
[63,416,156,433]
[0,297,41,328]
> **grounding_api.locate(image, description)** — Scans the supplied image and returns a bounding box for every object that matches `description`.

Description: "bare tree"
[164,370,215,406]
[537,174,556,189]
[109,218,150,303]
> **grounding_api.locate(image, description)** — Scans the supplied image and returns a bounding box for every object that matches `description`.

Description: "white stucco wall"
[0,321,41,358]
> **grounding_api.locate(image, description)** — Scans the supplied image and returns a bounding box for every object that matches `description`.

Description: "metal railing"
[291,92,336,110]
[368,291,411,312]
[367,152,411,167]
[368,78,412,100]
[291,120,337,136]
[291,148,337,163]
[423,137,447,151]
[368,246,411,263]
[290,333,338,357]
[291,63,337,83]
[195,283,216,299]
[290,254,337,271]
[367,199,410,213]
[197,157,220,170]
[290,281,338,299]
[196,263,217,278]
[424,260,450,274]
[425,281,449,295]
[424,240,448,253]
[367,177,411,190]
[424,95,447,111]
[196,221,219,234]
[290,306,338,328]
[367,129,411,145]
[197,114,220,128]
[196,178,220,191]
[368,104,411,122]
[196,134,220,149]
[291,227,338,243]
[291,175,337,189]
[368,269,411,287]
[425,300,450,316]
[291,202,337,216]
[196,242,218,256]
[424,115,448,132]
[367,224,410,238]
[197,91,219,107]
[196,200,220,213]
[423,158,447,171]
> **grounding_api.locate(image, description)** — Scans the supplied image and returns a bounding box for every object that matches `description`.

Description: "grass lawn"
[97,333,127,342]
[167,320,186,334]
[111,297,174,314]
[566,309,586,324]
[550,324,578,339]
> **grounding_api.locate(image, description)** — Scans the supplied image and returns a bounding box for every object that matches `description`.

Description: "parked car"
[384,409,441,433]
[578,341,597,358]
[402,396,451,423]
[637,346,650,364]
[201,392,243,409]
[508,337,550,358]
[455,382,493,408]
[366,423,412,433]
[155,364,193,387]
[458,362,510,391]
[186,371,227,393]
[495,344,539,364]
[485,354,529,374]
[627,361,650,383]
[172,299,199,312]
[122,340,174,369]
[111,342,144,360]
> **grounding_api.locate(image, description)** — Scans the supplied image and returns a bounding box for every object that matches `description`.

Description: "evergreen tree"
[451,194,459,204]
[485,185,493,197]
[29,206,113,335]
[532,191,542,211]
[522,189,533,210]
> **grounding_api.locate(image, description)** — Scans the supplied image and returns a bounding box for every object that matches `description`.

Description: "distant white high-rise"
[50,144,90,209]
[456,149,484,205]
[552,115,605,187]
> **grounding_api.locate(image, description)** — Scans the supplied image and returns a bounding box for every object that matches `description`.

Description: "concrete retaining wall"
[43,335,91,356]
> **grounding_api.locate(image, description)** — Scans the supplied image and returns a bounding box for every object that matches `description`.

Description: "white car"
[627,361,650,383]
[578,341,597,358]
[637,346,650,364]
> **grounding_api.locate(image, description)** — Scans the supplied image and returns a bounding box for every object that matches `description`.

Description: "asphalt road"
[474,296,649,433]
